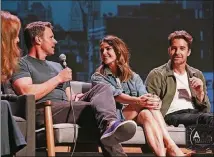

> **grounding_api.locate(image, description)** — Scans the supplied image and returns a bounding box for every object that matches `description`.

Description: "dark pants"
[1,100,26,156]
[36,83,126,156]
[164,109,214,127]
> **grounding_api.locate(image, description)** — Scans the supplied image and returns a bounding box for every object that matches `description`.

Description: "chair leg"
[44,101,55,157]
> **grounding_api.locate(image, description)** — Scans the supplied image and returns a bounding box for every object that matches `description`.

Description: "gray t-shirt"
[12,55,69,104]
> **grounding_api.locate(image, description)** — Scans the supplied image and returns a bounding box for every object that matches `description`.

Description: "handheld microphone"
[59,54,67,68]
[58,53,77,155]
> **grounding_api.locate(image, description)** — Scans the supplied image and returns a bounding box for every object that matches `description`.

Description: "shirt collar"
[103,66,114,76]
[166,60,196,77]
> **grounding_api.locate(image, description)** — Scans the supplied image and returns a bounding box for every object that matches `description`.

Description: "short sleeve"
[11,59,31,83]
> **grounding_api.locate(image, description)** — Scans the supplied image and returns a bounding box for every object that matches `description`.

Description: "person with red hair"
[1,11,21,83]
[1,10,26,156]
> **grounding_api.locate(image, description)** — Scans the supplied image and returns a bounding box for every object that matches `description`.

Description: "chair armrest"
[1,94,18,101]
[20,94,36,155]
[70,81,92,94]
[18,95,35,121]
[1,94,35,120]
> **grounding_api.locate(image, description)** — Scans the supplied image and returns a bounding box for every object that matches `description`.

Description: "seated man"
[11,21,137,156]
[145,30,213,127]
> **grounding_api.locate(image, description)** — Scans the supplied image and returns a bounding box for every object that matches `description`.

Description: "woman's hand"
[139,93,162,110]
[72,93,85,102]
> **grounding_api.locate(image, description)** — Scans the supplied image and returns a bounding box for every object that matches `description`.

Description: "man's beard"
[172,55,186,65]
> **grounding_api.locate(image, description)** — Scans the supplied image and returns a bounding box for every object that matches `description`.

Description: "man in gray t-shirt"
[12,55,69,104]
[12,21,137,157]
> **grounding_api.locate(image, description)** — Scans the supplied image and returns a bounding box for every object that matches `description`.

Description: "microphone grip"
[62,61,67,68]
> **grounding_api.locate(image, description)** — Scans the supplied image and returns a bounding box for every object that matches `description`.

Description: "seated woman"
[1,10,26,157]
[91,35,187,156]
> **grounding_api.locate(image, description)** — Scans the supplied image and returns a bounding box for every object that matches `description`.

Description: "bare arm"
[115,93,141,105]
[115,93,161,109]
[13,76,61,100]
[13,67,72,100]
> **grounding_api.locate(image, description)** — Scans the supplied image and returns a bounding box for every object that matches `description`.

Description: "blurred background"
[2,0,213,111]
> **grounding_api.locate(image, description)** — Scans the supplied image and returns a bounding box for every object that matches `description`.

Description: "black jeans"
[164,109,214,127]
[36,83,126,156]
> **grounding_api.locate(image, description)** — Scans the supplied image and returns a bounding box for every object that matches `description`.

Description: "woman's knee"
[137,109,153,122]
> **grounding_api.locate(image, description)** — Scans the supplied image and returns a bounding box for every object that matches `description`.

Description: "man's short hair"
[24,21,53,49]
[168,30,193,49]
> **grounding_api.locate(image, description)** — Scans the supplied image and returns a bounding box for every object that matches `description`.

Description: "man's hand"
[189,77,204,102]
[57,67,72,83]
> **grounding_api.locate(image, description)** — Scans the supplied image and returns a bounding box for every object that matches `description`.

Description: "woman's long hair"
[1,11,21,83]
[97,35,133,82]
